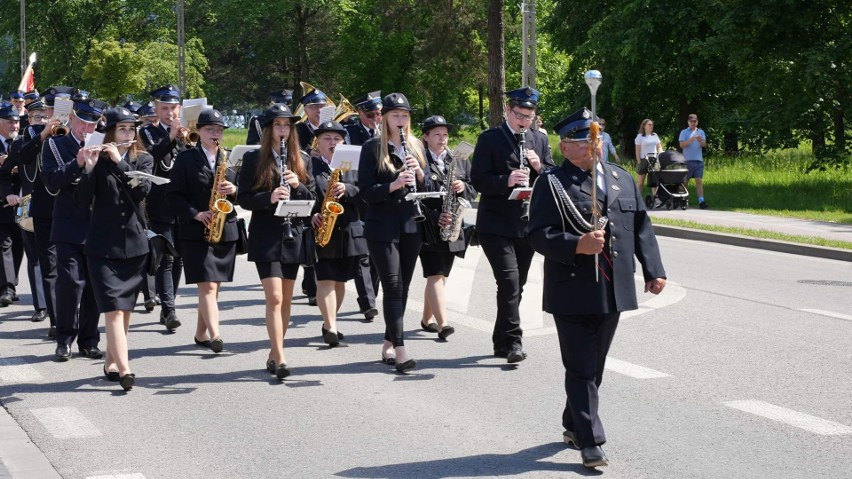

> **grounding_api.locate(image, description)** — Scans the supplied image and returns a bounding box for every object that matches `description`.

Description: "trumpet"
[51,123,69,136]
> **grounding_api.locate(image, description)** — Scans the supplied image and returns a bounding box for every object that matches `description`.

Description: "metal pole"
[177,0,186,95]
[20,0,26,76]
[520,0,537,88]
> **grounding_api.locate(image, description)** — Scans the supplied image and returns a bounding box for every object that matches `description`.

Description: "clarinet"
[280,137,295,242]
[518,128,531,221]
[398,127,426,222]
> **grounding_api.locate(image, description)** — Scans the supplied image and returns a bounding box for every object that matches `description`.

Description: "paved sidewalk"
[0,406,61,479]
[648,209,852,262]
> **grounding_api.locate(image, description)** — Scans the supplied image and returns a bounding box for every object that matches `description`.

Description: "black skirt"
[255,261,299,280]
[314,256,359,282]
[419,250,456,278]
[181,240,237,284]
[87,254,147,313]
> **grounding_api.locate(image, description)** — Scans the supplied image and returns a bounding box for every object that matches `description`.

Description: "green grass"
[652,217,852,251]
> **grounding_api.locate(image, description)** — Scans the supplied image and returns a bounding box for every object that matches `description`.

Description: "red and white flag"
[17,53,36,93]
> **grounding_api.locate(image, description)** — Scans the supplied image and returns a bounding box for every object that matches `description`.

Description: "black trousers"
[367,233,421,347]
[554,312,620,448]
[141,271,156,301]
[301,265,317,297]
[151,221,182,315]
[478,233,535,353]
[354,254,378,311]
[0,223,23,296]
[54,242,99,348]
[32,218,58,326]
[22,229,46,311]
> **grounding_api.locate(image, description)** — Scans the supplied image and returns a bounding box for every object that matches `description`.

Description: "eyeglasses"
[364,111,382,119]
[510,109,536,121]
[31,115,49,122]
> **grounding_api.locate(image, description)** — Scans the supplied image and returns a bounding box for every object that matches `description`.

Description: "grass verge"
[651,217,852,251]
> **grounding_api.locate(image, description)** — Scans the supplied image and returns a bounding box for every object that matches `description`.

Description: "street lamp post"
[177,0,186,95]
[20,0,26,76]
[520,0,536,88]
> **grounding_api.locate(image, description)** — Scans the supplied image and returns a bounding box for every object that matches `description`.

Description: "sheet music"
[84,132,105,147]
[330,144,361,171]
[274,200,315,218]
[51,97,73,123]
[125,170,171,185]
[451,141,475,162]
[227,145,255,168]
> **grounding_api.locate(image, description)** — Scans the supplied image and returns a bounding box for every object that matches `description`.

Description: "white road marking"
[798,309,852,322]
[724,400,852,435]
[0,357,43,382]
[604,357,671,379]
[86,475,147,479]
[31,407,101,439]
[444,247,482,314]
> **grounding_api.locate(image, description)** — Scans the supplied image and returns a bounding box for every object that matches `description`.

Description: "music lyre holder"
[508,187,532,201]
[405,191,444,202]
[274,200,315,219]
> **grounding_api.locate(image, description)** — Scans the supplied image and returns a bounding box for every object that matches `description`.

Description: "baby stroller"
[644,150,689,210]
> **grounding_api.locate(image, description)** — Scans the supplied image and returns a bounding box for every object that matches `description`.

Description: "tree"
[487,0,506,127]
[82,40,146,104]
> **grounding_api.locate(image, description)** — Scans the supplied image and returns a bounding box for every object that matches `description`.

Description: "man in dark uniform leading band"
[470,87,555,364]
[528,108,666,469]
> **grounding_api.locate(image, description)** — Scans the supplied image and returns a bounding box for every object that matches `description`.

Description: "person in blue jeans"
[678,113,708,209]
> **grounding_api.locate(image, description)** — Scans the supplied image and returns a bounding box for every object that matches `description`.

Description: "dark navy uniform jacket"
[8,125,54,220]
[527,160,666,315]
[357,137,434,243]
[236,149,316,263]
[470,122,554,238]
[420,149,477,254]
[74,152,153,259]
[141,123,186,224]
[344,120,375,147]
[40,133,90,245]
[166,144,239,243]
[295,122,315,152]
[311,156,367,259]
[0,136,22,223]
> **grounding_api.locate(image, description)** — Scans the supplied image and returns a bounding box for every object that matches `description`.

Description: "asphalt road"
[1,234,851,478]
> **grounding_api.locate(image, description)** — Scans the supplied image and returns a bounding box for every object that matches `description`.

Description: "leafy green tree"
[82,40,147,104]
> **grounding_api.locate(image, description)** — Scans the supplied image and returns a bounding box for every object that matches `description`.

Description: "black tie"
[80,141,85,148]
[4,139,10,152]
[369,128,375,138]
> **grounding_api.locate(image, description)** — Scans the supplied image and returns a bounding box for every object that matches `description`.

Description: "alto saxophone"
[205,140,234,244]
[315,168,345,247]
[439,157,470,242]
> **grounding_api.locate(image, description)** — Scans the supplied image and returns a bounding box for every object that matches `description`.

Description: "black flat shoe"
[103,365,120,382]
[266,359,276,374]
[321,327,340,347]
[420,320,439,333]
[395,358,417,373]
[438,325,455,340]
[380,352,396,365]
[194,337,212,349]
[144,298,156,312]
[210,338,224,353]
[275,363,291,379]
[79,346,104,359]
[119,373,136,391]
[507,349,527,364]
[581,446,608,468]
[362,307,378,321]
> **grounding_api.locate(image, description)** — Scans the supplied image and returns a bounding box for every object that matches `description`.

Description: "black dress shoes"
[307,296,317,306]
[362,307,378,321]
[161,310,181,331]
[420,320,439,333]
[119,373,136,391]
[144,298,157,312]
[395,358,417,373]
[562,430,578,449]
[438,325,455,340]
[55,344,72,361]
[507,348,527,364]
[321,327,341,347]
[31,309,48,322]
[265,359,290,379]
[580,446,608,468]
[79,347,104,359]
[0,293,11,307]
[103,365,120,382]
[210,337,224,353]
[194,336,212,348]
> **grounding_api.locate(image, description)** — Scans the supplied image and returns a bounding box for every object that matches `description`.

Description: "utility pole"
[520,0,537,88]
[20,0,26,75]
[177,0,186,95]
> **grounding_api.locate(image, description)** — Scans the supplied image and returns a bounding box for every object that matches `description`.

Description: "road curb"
[0,404,61,479]
[653,224,852,262]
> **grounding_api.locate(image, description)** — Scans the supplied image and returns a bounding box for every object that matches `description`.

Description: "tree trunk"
[723,132,739,155]
[833,107,845,154]
[487,0,505,128]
